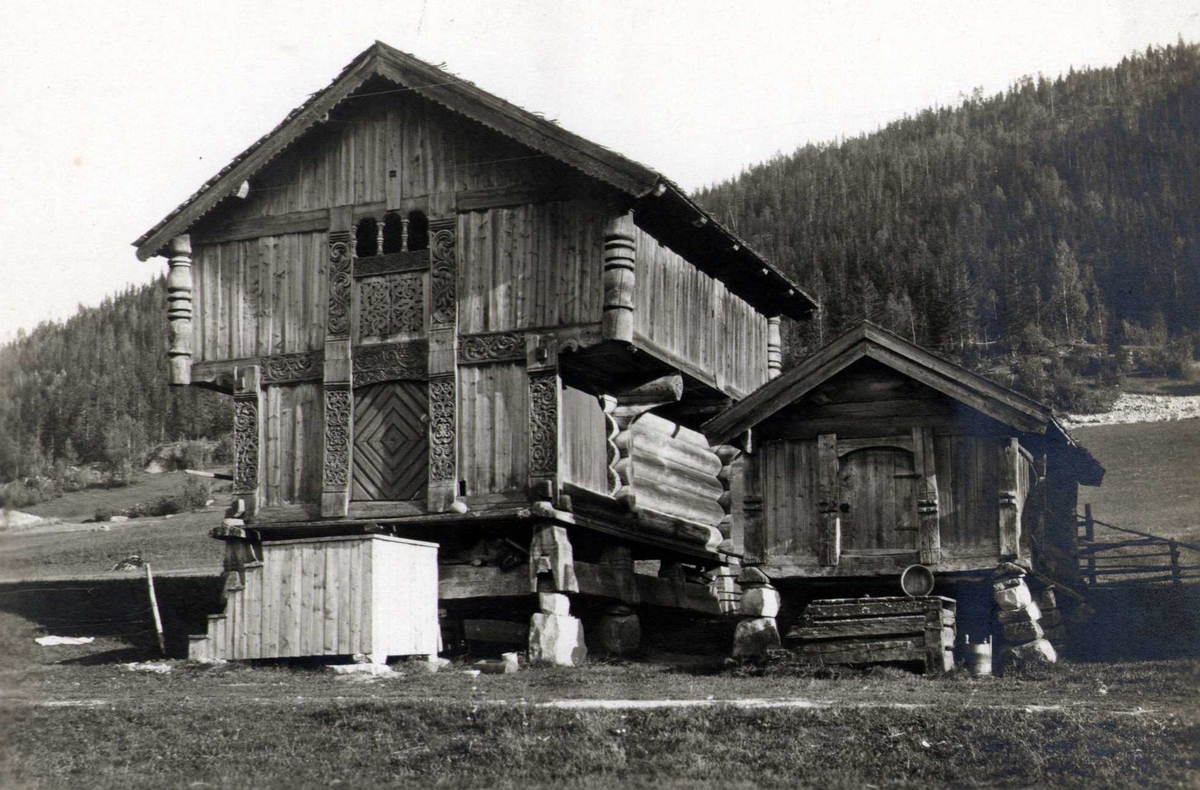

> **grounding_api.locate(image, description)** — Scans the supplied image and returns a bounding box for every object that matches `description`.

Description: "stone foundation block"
[993,579,1032,611]
[595,612,641,657]
[528,613,587,666]
[998,601,1042,624]
[1001,637,1057,668]
[1002,618,1045,644]
[733,617,781,657]
[740,586,781,618]
[538,592,571,615]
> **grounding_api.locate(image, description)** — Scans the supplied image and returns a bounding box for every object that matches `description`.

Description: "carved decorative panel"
[358,272,423,341]
[260,350,323,384]
[233,400,259,491]
[322,387,352,489]
[327,232,353,339]
[528,373,559,477]
[354,340,428,386]
[429,220,456,330]
[458,331,525,365]
[428,376,456,481]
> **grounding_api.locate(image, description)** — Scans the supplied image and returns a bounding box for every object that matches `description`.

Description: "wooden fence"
[1078,504,1200,587]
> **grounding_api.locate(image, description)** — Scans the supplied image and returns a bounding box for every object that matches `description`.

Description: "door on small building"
[352,380,429,501]
[838,446,918,552]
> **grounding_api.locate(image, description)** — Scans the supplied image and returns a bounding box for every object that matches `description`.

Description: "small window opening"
[355,218,379,257]
[406,211,429,252]
[382,213,406,254]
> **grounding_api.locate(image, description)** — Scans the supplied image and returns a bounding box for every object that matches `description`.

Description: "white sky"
[1,0,1198,344]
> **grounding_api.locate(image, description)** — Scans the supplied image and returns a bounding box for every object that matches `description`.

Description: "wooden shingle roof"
[134,41,816,319]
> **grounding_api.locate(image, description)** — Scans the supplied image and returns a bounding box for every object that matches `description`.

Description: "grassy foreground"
[1,613,1197,789]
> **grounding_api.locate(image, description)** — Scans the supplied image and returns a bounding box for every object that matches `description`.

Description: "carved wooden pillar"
[602,211,636,343]
[166,235,193,386]
[999,437,1022,559]
[232,365,264,518]
[527,333,561,503]
[321,209,354,518]
[766,317,783,380]
[912,426,941,565]
[427,217,458,512]
[817,433,841,566]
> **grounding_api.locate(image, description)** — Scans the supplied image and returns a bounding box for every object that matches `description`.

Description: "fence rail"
[1078,504,1200,587]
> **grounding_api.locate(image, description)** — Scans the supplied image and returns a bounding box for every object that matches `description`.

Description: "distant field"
[1074,418,1200,546]
[24,470,229,521]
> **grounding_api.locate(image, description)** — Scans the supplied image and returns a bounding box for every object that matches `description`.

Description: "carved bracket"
[459,331,525,365]
[261,350,324,385]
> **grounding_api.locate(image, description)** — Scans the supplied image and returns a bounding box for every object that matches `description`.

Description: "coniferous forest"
[697,41,1200,369]
[2,41,1199,485]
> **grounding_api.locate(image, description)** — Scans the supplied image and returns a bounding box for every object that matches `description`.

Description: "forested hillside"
[0,279,230,483]
[697,41,1200,366]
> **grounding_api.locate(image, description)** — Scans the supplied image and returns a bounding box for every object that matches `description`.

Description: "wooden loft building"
[133,42,817,664]
[704,322,1104,591]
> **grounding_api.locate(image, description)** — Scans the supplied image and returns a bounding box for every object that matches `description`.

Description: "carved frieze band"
[354,250,429,278]
[428,376,456,481]
[322,385,352,490]
[429,219,456,330]
[458,331,525,365]
[232,399,259,492]
[260,350,324,385]
[327,231,353,339]
[528,372,559,477]
[353,340,429,386]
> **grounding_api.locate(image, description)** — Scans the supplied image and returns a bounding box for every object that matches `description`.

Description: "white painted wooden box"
[190,534,439,662]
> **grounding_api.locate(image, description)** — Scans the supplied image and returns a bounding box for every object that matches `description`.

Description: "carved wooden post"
[374,217,385,256]
[602,211,636,343]
[166,235,193,386]
[427,217,458,511]
[321,208,354,518]
[999,437,1021,559]
[766,316,783,380]
[232,365,264,518]
[912,426,941,564]
[817,433,841,566]
[527,333,561,503]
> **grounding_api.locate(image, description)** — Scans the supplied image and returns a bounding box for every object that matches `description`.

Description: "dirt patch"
[1064,393,1200,427]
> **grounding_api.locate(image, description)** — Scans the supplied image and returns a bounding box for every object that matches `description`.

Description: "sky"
[1,0,1198,344]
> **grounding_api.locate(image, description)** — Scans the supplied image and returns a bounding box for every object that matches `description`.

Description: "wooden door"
[839,447,918,551]
[352,381,429,501]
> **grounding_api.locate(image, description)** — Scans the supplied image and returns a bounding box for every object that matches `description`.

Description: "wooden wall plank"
[560,384,608,495]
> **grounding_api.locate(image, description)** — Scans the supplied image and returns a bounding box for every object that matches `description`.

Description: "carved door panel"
[838,448,918,551]
[352,381,429,501]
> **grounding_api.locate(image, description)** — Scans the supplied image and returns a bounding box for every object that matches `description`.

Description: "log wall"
[632,227,769,398]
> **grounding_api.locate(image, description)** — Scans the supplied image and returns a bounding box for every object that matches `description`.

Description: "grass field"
[1074,418,1200,546]
[1,611,1197,790]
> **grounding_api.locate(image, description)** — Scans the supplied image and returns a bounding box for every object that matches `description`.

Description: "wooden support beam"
[427,216,459,512]
[232,365,264,519]
[912,426,941,565]
[165,235,193,386]
[527,334,561,503]
[321,212,355,518]
[817,433,841,566]
[599,543,638,605]
[529,522,578,593]
[999,437,1021,559]
[602,211,637,343]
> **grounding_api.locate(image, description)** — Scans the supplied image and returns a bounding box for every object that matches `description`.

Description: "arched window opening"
[382,213,406,254]
[355,217,379,257]
[406,211,429,252]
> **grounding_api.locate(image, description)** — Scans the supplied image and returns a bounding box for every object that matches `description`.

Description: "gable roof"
[702,321,1104,485]
[133,41,816,319]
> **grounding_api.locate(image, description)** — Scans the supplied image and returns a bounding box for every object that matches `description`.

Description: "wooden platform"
[785,596,956,673]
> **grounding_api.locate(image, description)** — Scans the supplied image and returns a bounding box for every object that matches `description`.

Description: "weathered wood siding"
[561,384,609,495]
[458,362,528,495]
[263,383,324,507]
[192,232,328,361]
[221,89,567,218]
[756,434,1018,566]
[457,200,605,334]
[632,227,769,397]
